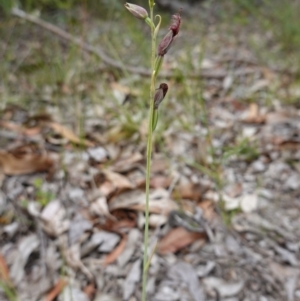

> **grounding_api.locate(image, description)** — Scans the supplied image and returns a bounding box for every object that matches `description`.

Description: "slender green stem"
[142,4,157,301]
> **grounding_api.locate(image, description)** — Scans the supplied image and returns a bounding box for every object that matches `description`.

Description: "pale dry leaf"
[65,243,93,280]
[240,194,258,213]
[81,231,120,256]
[99,181,115,197]
[203,277,244,297]
[40,200,70,237]
[150,175,172,189]
[169,262,205,301]
[243,103,265,124]
[59,286,89,301]
[90,196,111,217]
[158,227,206,254]
[10,234,40,284]
[103,170,134,194]
[69,214,93,245]
[149,214,167,227]
[0,120,41,136]
[0,150,53,175]
[123,259,142,300]
[112,152,143,173]
[48,122,93,147]
[109,189,178,215]
[87,146,108,162]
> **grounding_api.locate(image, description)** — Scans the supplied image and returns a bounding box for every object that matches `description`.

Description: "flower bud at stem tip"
[125,3,148,20]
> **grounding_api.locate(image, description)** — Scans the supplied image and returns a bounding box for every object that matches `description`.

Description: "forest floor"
[1,1,300,301]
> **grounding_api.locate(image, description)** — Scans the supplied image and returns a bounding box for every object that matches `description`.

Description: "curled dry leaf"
[158,227,206,254]
[0,150,53,175]
[103,234,127,266]
[45,278,67,301]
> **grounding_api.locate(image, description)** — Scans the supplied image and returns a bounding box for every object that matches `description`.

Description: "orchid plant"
[125,2,181,300]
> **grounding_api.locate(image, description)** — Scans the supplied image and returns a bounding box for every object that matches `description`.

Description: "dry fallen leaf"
[198,200,216,222]
[0,150,54,175]
[45,278,67,301]
[150,175,172,189]
[0,253,10,283]
[173,182,203,201]
[48,122,93,147]
[158,227,206,254]
[112,152,143,173]
[103,170,134,192]
[0,120,41,136]
[103,234,127,266]
[243,103,265,124]
[83,283,96,301]
[109,189,178,215]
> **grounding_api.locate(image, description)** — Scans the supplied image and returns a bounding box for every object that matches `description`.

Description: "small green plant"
[0,279,17,301]
[222,138,259,163]
[124,2,181,300]
[33,178,54,206]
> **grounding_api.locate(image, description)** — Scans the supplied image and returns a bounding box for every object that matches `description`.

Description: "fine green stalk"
[125,2,180,299]
[142,4,156,301]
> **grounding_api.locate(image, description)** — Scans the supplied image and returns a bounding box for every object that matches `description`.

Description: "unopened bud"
[157,11,181,57]
[125,3,148,20]
[154,83,168,109]
[157,30,174,57]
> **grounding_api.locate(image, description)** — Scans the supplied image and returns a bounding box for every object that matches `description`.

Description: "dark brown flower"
[169,11,181,37]
[157,30,174,57]
[157,11,181,57]
[154,83,168,109]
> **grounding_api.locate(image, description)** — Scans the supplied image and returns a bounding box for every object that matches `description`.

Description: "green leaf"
[152,109,159,131]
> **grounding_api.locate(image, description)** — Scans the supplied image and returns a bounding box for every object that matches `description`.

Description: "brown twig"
[11,7,266,79]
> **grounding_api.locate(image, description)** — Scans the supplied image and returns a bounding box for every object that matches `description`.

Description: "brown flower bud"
[124,3,148,20]
[154,83,168,109]
[157,30,174,57]
[169,11,181,37]
[157,11,181,57]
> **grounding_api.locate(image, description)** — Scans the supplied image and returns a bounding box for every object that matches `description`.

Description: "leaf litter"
[1,3,300,301]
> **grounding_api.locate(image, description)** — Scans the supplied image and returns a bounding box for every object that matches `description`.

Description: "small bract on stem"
[124,3,181,301]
